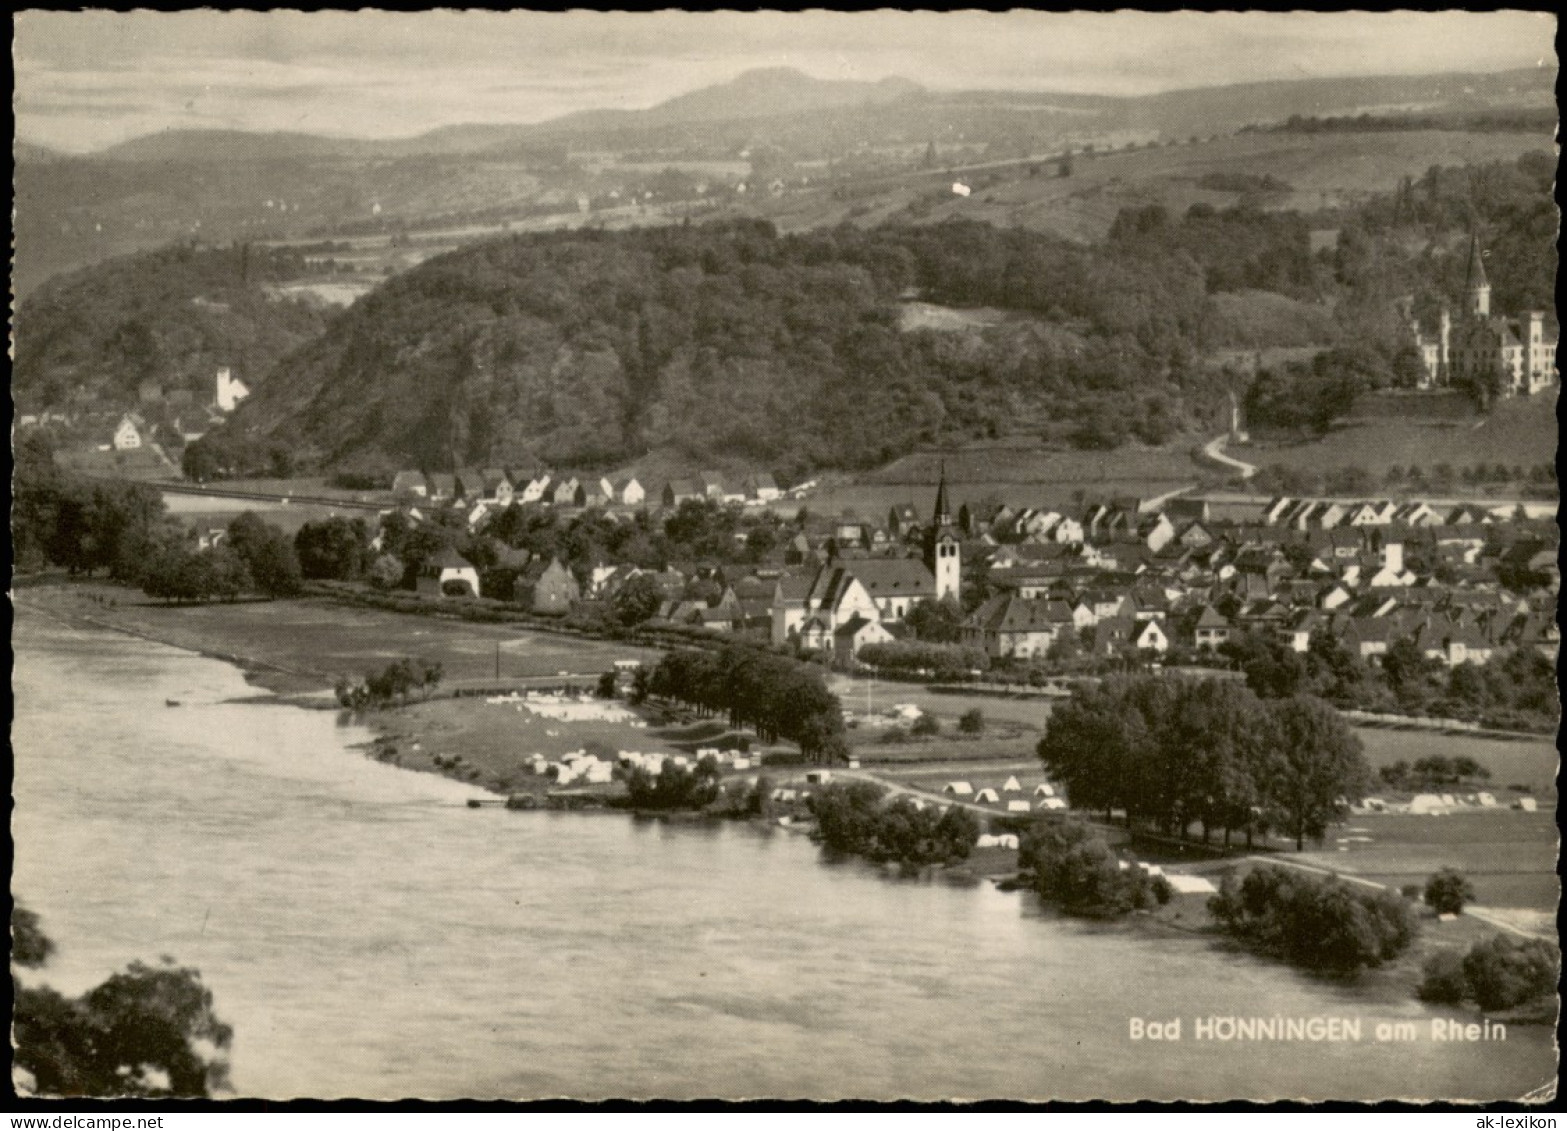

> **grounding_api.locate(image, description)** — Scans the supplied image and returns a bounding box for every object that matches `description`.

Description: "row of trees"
[856,640,990,679]
[647,646,848,763]
[623,755,724,811]
[810,780,980,867]
[1419,935,1559,1011]
[1226,630,1559,734]
[1038,676,1369,850]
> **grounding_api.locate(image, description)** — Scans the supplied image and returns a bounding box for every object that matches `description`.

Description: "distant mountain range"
[25,63,1552,165]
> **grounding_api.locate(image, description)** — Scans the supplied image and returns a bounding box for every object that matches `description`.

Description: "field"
[796,442,1212,517]
[1353,728,1558,800]
[17,583,661,696]
[1293,810,1558,915]
[759,129,1555,243]
[1234,390,1559,481]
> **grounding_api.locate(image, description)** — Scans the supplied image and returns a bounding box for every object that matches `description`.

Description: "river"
[11,614,1555,1101]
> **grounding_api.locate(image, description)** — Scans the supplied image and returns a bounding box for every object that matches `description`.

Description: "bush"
[911,714,941,737]
[1208,866,1418,974]
[1418,951,1470,1004]
[810,782,979,866]
[624,755,722,811]
[1461,936,1559,1011]
[1423,868,1476,916]
[957,708,985,735]
[1020,820,1165,918]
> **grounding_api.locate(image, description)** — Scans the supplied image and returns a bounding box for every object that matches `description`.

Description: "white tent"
[1476,792,1497,808]
[1002,776,1023,793]
[1409,793,1448,815]
[1514,797,1538,812]
[1006,800,1031,813]
[973,788,1000,804]
[1039,797,1068,810]
[944,782,974,797]
[1034,783,1055,798]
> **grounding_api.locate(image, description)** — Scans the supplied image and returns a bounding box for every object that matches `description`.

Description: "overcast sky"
[14,10,1559,153]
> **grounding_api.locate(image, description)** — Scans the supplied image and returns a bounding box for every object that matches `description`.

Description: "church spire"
[932,461,950,527]
[1463,230,1490,318]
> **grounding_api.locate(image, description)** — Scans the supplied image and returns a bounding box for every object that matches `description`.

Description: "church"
[1406,234,1557,396]
[772,468,961,650]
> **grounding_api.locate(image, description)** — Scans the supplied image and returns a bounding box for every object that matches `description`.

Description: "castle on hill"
[1403,233,1557,397]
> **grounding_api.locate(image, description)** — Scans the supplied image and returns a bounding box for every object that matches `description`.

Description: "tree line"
[1037,675,1370,850]
[647,645,848,763]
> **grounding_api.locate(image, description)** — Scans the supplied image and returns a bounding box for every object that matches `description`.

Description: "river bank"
[18,598,1560,1077]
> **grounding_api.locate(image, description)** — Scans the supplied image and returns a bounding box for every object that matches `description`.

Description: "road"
[1200,434,1258,480]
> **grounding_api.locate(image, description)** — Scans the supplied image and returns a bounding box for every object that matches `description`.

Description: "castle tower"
[1463,232,1490,319]
[924,462,961,602]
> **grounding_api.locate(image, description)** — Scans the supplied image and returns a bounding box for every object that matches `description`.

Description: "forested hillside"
[13,245,330,408]
[220,218,1240,475]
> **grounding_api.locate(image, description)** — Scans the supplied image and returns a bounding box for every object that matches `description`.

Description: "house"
[416,547,480,598]
[833,615,896,665]
[962,593,1067,659]
[516,472,552,504]
[528,557,581,614]
[698,470,729,500]
[1193,605,1232,649]
[801,567,882,638]
[770,573,816,645]
[481,469,515,506]
[1132,619,1169,653]
[425,473,456,502]
[551,478,582,507]
[214,367,250,412]
[111,413,145,451]
[453,468,486,501]
[604,476,645,507]
[392,470,429,499]
[888,503,921,538]
[746,473,781,502]
[842,557,936,621]
[1138,513,1176,553]
[663,479,702,507]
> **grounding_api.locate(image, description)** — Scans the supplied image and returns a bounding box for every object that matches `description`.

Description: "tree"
[294,517,371,581]
[957,708,985,735]
[911,713,940,737]
[368,553,405,590]
[1461,936,1559,1010]
[596,671,619,699]
[1423,868,1476,916]
[1266,696,1370,850]
[12,906,231,1097]
[905,597,965,644]
[612,573,666,626]
[226,513,302,598]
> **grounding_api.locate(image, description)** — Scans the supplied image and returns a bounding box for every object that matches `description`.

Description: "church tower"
[1463,232,1490,319]
[923,463,961,602]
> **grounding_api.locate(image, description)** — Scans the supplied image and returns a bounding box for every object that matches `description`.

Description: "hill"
[13,244,331,410]
[16,63,1553,298]
[216,219,1237,476]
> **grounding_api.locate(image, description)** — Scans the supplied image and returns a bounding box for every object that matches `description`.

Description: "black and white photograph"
[10,9,1560,1104]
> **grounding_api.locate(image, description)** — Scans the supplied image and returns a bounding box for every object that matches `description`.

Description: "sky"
[13,10,1559,153]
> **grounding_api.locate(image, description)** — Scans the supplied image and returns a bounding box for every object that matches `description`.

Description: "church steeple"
[924,461,960,602]
[932,461,951,527]
[1464,231,1490,318]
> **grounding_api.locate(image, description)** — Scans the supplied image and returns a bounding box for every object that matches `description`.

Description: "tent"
[973,788,1000,804]
[1033,783,1055,798]
[944,782,974,796]
[1002,776,1023,792]
[1409,794,1448,814]
[1006,800,1031,813]
[1038,797,1068,811]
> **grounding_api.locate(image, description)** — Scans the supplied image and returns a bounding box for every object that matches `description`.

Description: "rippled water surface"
[12,615,1555,1101]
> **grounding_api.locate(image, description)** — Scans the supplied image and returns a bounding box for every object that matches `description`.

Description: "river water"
[12,615,1556,1101]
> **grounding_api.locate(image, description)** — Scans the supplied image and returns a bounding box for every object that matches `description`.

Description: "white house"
[215,367,250,413]
[112,414,144,451]
[1133,619,1169,653]
[417,547,481,598]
